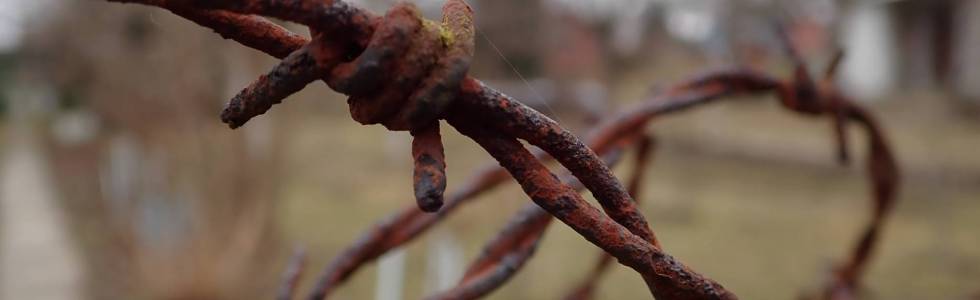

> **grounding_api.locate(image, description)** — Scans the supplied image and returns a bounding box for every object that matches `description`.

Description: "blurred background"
[1,0,979,299]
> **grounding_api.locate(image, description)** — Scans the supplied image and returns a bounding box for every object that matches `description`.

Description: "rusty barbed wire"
[100,0,901,299]
[565,136,655,300]
[443,51,899,298]
[367,32,897,300]
[164,0,664,253]
[306,138,632,300]
[561,60,897,300]
[304,91,724,299]
[304,93,718,299]
[654,36,899,299]
[106,0,729,298]
[425,134,645,300]
[178,0,667,259]
[448,117,733,299]
[305,132,647,300]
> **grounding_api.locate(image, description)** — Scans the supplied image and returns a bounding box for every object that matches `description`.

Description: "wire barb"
[411,122,448,212]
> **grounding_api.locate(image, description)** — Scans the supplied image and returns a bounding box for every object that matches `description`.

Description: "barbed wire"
[102,1,900,299]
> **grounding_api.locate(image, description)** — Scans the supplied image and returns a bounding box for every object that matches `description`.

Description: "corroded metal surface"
[426,137,636,300]
[411,122,448,212]
[98,1,903,299]
[565,136,655,300]
[449,120,734,300]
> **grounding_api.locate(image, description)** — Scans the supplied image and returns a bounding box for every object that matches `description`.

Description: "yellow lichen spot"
[420,18,452,48]
[438,25,455,47]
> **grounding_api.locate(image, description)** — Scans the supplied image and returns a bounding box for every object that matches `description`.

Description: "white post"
[375,248,406,300]
[425,229,463,293]
[840,3,897,101]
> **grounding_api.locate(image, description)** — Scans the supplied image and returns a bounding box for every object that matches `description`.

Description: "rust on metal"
[411,122,448,212]
[185,0,379,46]
[565,136,655,300]
[447,119,734,299]
[220,45,325,128]
[306,134,642,300]
[326,5,421,97]
[98,0,904,299]
[428,204,551,300]
[109,0,309,58]
[305,163,514,300]
[455,78,661,248]
[385,0,475,131]
[166,0,664,260]
[426,139,636,300]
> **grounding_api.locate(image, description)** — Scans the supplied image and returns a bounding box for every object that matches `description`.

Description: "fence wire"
[103,1,900,299]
